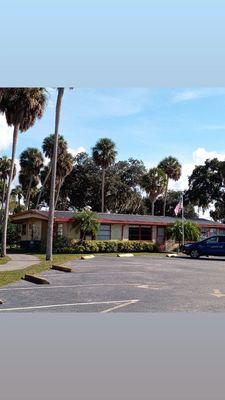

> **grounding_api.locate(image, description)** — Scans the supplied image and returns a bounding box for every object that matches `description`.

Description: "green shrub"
[117,241,133,252]
[53,236,72,252]
[0,222,21,249]
[167,220,201,244]
[52,239,157,254]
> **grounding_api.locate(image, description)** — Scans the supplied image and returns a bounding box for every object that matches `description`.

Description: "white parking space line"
[101,299,139,313]
[0,299,139,312]
[210,289,225,298]
[0,283,165,291]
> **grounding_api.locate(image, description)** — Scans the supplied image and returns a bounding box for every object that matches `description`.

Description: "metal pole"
[182,193,185,247]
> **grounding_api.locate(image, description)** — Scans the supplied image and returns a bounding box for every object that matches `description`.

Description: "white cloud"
[74,89,151,118]
[165,147,225,220]
[68,146,86,157]
[173,90,201,102]
[12,158,20,188]
[169,162,194,192]
[197,205,215,220]
[0,115,13,153]
[192,147,225,164]
[172,88,225,103]
[43,156,50,166]
[144,153,217,220]
[170,147,225,193]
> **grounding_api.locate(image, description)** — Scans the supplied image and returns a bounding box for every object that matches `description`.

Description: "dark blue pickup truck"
[182,235,225,258]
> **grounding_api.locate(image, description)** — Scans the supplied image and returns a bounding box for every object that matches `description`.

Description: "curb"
[117,253,134,257]
[80,255,95,260]
[51,265,72,273]
[23,274,50,285]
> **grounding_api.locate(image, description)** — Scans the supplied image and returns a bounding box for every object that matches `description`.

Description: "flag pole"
[182,192,185,247]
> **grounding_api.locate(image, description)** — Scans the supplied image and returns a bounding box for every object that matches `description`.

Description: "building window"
[141,227,152,240]
[129,227,139,240]
[30,224,40,240]
[57,223,64,237]
[96,224,111,240]
[129,226,152,241]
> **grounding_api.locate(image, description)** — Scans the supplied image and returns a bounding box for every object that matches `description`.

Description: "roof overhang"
[10,210,225,229]
[11,210,49,222]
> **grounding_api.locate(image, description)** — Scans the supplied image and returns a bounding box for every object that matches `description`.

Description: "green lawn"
[0,254,80,288]
[0,256,11,265]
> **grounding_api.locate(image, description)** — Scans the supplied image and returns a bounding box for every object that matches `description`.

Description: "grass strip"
[0,254,80,287]
[0,256,11,266]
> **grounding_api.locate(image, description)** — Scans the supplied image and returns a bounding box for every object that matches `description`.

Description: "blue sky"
[1,88,225,195]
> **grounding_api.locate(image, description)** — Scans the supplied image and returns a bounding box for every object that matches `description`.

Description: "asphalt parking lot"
[1,255,225,312]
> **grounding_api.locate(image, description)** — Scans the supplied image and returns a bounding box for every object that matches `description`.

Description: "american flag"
[174,197,183,216]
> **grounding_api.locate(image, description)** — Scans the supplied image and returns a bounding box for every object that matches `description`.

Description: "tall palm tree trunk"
[151,200,155,216]
[1,179,6,209]
[36,162,52,208]
[0,179,6,223]
[101,167,106,212]
[1,124,19,257]
[55,180,63,209]
[55,171,72,209]
[46,88,64,261]
[25,176,33,210]
[163,177,169,216]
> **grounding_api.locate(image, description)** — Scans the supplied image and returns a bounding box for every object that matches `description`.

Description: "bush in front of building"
[0,222,21,250]
[52,237,157,254]
[167,220,201,245]
[53,235,72,251]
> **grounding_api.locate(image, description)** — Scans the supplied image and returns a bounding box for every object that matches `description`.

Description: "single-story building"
[11,210,225,249]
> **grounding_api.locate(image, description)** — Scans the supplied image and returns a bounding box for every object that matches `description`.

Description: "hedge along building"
[11,210,225,249]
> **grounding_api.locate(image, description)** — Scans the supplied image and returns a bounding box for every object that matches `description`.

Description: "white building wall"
[123,225,129,240]
[67,222,80,240]
[111,224,122,240]
[152,226,157,242]
[27,220,42,241]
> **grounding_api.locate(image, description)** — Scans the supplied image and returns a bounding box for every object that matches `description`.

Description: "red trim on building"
[11,210,225,230]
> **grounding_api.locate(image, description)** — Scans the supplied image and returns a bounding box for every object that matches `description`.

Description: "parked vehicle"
[182,235,225,258]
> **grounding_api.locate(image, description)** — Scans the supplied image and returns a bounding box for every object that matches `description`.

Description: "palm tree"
[46,88,64,261]
[36,134,68,208]
[92,138,117,212]
[55,152,74,208]
[141,167,167,215]
[11,185,23,208]
[167,220,201,245]
[0,88,47,257]
[158,156,182,216]
[19,148,44,209]
[0,157,16,213]
[73,209,100,240]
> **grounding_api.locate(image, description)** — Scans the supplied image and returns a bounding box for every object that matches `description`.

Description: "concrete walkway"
[0,254,40,272]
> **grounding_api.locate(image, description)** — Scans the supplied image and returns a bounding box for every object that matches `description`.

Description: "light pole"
[181,192,185,247]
